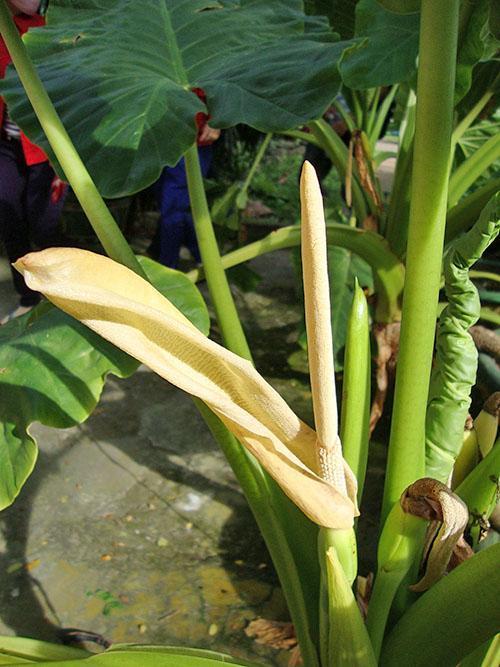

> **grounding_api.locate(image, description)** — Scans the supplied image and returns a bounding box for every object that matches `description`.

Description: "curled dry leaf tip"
[401,477,471,592]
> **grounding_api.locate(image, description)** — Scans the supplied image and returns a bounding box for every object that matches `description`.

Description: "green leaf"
[327,245,373,369]
[381,544,500,667]
[425,194,500,483]
[298,245,373,370]
[305,0,357,39]
[0,637,89,663]
[1,0,349,198]
[0,260,209,510]
[0,644,263,666]
[339,0,420,89]
[455,0,496,103]
[210,183,241,230]
[107,645,263,666]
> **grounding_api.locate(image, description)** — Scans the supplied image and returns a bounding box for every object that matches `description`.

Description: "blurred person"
[0,0,66,324]
[148,89,220,269]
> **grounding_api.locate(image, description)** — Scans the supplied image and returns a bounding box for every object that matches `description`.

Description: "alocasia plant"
[0,1,499,665]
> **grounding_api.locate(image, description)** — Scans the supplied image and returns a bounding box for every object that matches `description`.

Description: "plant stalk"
[186,224,404,324]
[382,0,460,520]
[381,544,500,667]
[0,1,143,276]
[195,400,320,667]
[385,90,416,257]
[184,144,252,360]
[451,87,495,145]
[309,119,371,220]
[448,132,500,207]
[239,132,272,201]
[370,84,398,149]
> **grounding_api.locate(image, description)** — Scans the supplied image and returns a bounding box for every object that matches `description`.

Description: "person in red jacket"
[0,0,65,323]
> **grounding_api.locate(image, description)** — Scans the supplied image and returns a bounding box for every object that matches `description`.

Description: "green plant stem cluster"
[0,0,499,665]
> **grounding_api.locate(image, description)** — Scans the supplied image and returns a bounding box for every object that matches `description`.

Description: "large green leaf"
[455,0,498,103]
[305,0,357,39]
[297,244,373,370]
[339,0,419,89]
[1,0,349,198]
[0,257,209,510]
[0,643,263,666]
[327,246,373,368]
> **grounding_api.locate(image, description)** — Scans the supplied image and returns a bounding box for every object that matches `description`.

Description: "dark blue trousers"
[0,137,64,305]
[156,145,213,269]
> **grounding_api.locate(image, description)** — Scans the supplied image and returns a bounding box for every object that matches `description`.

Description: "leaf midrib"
[160,1,189,88]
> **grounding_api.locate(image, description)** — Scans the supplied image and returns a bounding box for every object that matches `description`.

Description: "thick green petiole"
[196,400,320,667]
[448,132,500,208]
[186,224,404,324]
[382,0,460,520]
[0,1,143,276]
[455,441,500,545]
[366,503,425,660]
[184,144,252,360]
[381,544,500,667]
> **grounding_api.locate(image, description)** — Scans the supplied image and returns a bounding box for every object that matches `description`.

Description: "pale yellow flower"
[15,165,357,529]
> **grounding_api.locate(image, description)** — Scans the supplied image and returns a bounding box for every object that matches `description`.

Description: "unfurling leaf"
[15,248,358,529]
[401,477,471,592]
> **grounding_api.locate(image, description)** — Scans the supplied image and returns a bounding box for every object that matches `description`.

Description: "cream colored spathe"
[15,164,357,529]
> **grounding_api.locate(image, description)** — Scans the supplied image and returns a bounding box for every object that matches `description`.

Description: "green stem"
[239,132,272,199]
[366,504,425,660]
[332,96,355,133]
[385,90,416,258]
[187,224,404,324]
[370,84,398,148]
[469,270,500,283]
[448,132,500,207]
[0,1,143,276]
[382,0,460,520]
[280,128,323,148]
[351,89,364,128]
[184,144,251,359]
[381,544,500,667]
[309,118,371,220]
[195,400,320,667]
[445,175,500,242]
[451,88,495,145]
[366,87,381,140]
